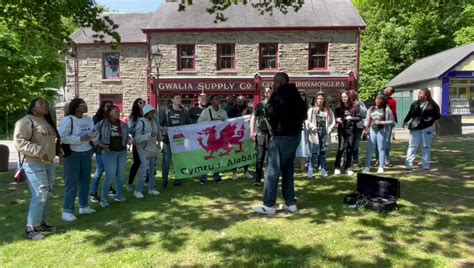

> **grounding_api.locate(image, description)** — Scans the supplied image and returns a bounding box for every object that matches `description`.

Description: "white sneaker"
[148,190,160,196]
[362,167,370,173]
[232,172,238,181]
[281,204,298,213]
[62,212,77,222]
[133,191,144,199]
[252,205,276,215]
[79,206,96,215]
[377,167,384,174]
[307,167,314,179]
[244,172,253,179]
[334,169,341,175]
[321,168,328,178]
[346,169,354,176]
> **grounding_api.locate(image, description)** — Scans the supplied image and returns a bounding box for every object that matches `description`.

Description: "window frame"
[216,43,236,71]
[259,43,279,70]
[177,44,196,71]
[308,42,329,71]
[102,52,120,79]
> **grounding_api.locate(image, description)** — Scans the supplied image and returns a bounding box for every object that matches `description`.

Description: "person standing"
[189,93,208,124]
[253,72,306,215]
[334,91,361,176]
[14,98,61,240]
[127,98,145,191]
[90,100,113,203]
[348,90,367,168]
[95,105,129,208]
[197,95,227,184]
[133,104,161,198]
[384,86,397,166]
[159,93,192,188]
[59,98,97,222]
[306,93,335,178]
[403,88,441,170]
[250,87,273,186]
[362,94,394,174]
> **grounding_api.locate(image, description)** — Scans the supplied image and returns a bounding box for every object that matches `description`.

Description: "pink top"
[387,96,397,123]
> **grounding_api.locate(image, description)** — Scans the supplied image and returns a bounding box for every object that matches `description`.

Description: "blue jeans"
[136,154,157,192]
[162,143,172,187]
[91,154,105,194]
[101,150,127,201]
[63,150,93,213]
[406,126,434,169]
[352,128,363,165]
[24,162,55,227]
[263,135,300,207]
[309,129,328,170]
[365,128,388,168]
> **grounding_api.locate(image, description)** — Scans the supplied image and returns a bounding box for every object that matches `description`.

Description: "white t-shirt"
[59,115,97,152]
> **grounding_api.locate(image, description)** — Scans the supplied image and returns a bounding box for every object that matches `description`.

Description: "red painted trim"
[308,42,329,71]
[259,43,279,71]
[143,27,365,33]
[177,44,196,71]
[102,52,121,79]
[216,43,236,71]
[356,28,361,81]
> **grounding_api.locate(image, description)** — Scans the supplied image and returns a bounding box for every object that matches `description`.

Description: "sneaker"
[79,207,96,215]
[199,179,206,185]
[35,222,57,233]
[334,169,341,175]
[346,169,354,176]
[89,192,100,203]
[62,212,77,222]
[114,197,127,202]
[100,200,110,208]
[385,161,393,167]
[253,180,262,186]
[252,205,276,215]
[133,191,144,199]
[148,190,160,196]
[307,167,314,179]
[362,167,370,173]
[108,189,116,197]
[321,169,328,178]
[126,184,134,192]
[25,227,44,240]
[281,204,298,213]
[405,165,413,170]
[377,167,384,174]
[352,164,360,169]
[214,177,224,184]
[244,172,253,179]
[232,172,238,181]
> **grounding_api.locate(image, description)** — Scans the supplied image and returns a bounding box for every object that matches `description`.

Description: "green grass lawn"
[1,135,473,267]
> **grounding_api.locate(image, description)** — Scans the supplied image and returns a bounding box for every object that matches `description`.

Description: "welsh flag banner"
[167,115,256,179]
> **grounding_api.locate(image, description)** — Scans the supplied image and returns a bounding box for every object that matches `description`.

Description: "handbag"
[308,108,319,144]
[14,155,26,183]
[61,116,73,157]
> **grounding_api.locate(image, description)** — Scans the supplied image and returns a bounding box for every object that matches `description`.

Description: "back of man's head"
[273,72,289,89]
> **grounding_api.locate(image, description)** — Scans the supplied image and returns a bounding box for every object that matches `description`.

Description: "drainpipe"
[74,46,79,98]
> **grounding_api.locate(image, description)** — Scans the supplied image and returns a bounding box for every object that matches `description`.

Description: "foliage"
[354,0,474,101]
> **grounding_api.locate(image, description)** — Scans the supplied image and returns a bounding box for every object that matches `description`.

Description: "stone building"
[67,0,365,116]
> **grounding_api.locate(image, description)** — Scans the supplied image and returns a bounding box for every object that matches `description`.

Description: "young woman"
[305,93,335,178]
[362,93,394,174]
[295,92,311,171]
[127,98,145,191]
[14,98,61,240]
[96,105,129,207]
[133,104,160,198]
[334,91,361,175]
[59,98,97,222]
[90,100,113,202]
[403,88,441,170]
[348,90,367,168]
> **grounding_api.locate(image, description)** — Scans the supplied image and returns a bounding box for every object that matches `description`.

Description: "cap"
[142,104,155,116]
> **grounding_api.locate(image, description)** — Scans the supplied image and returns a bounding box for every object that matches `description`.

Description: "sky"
[95,0,164,12]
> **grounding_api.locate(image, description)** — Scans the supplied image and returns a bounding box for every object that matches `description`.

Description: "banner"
[167,115,256,179]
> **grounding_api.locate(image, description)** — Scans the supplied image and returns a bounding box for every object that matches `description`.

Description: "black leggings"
[128,145,141,185]
[335,132,354,170]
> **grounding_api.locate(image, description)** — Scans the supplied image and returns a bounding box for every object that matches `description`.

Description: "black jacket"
[264,83,307,136]
[403,100,441,130]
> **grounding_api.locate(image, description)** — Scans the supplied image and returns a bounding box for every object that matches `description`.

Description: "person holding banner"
[197,95,227,184]
[189,93,208,124]
[133,104,161,198]
[159,93,192,188]
[253,72,307,215]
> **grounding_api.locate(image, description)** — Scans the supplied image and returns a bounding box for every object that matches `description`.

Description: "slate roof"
[144,0,365,31]
[388,42,474,87]
[70,13,153,44]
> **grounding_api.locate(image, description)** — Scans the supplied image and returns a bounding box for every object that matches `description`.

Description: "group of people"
[14,72,441,238]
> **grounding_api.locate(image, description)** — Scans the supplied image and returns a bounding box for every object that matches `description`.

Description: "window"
[217,44,235,70]
[308,43,328,70]
[177,44,195,70]
[259,43,278,70]
[102,53,120,79]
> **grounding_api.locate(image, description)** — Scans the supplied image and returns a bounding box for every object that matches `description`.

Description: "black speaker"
[356,173,400,199]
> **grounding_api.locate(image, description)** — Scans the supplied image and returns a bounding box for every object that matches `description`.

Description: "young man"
[159,93,192,188]
[250,87,273,186]
[197,95,228,184]
[384,86,397,166]
[189,93,208,124]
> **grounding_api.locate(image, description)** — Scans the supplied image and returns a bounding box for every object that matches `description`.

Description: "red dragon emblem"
[197,123,246,160]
